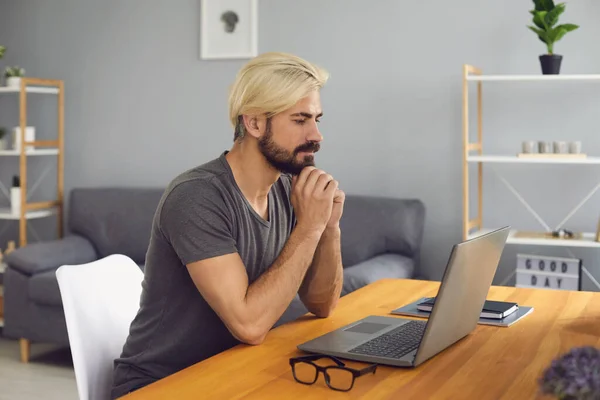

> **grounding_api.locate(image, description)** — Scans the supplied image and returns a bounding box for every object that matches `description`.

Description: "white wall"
[1,0,599,286]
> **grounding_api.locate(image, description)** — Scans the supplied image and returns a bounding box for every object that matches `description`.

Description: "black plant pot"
[539,54,563,75]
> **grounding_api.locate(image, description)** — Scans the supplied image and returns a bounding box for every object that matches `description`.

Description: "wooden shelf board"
[0,207,57,220]
[0,149,59,156]
[468,229,600,248]
[467,155,600,165]
[467,74,600,82]
[0,86,59,94]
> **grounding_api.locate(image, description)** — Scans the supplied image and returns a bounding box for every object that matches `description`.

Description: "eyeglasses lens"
[325,367,354,391]
[293,362,318,384]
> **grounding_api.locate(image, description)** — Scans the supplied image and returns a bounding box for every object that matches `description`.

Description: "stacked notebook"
[391,296,534,327]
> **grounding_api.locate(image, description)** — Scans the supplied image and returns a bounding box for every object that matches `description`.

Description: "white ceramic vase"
[12,126,35,151]
[6,77,21,88]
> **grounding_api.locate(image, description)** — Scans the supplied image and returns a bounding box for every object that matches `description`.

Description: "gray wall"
[1,0,599,288]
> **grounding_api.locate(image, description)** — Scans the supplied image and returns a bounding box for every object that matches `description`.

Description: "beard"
[258,119,320,176]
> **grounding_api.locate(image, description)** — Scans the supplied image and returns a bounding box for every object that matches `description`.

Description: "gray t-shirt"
[111,151,295,399]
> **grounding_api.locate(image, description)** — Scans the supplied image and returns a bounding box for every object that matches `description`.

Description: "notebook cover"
[391,297,534,327]
[419,297,518,315]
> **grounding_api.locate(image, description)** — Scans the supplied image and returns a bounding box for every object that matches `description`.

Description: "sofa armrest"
[4,235,98,276]
[340,196,426,268]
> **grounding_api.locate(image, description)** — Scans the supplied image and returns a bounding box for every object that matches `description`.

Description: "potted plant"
[527,0,579,74]
[539,346,600,398]
[0,46,5,59]
[4,66,25,88]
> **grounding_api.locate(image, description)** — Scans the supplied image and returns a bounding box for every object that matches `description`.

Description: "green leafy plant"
[528,0,579,54]
[0,46,5,59]
[4,66,25,78]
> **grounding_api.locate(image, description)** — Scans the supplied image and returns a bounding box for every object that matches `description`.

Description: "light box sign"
[515,253,582,291]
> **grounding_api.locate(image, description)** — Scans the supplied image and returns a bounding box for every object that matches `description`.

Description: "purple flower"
[540,346,600,399]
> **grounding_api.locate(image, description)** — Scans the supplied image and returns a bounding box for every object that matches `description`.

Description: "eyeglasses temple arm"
[356,363,378,376]
[290,354,346,367]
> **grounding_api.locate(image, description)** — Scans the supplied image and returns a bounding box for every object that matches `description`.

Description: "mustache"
[294,142,320,154]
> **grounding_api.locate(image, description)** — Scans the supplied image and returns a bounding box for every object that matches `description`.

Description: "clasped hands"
[291,166,345,236]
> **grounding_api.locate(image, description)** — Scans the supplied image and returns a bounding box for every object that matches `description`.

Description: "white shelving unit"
[0,78,64,248]
[462,64,600,290]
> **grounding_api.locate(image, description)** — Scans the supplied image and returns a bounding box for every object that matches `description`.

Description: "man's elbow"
[231,323,268,345]
[308,300,339,318]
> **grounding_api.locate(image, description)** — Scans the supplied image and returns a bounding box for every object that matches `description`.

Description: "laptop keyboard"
[348,320,427,359]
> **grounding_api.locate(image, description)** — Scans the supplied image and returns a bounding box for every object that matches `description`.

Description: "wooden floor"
[0,331,78,400]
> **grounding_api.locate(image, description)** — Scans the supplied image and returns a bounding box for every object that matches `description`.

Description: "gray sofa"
[2,188,425,361]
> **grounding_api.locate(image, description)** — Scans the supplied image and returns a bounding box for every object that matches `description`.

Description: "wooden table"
[122,279,600,399]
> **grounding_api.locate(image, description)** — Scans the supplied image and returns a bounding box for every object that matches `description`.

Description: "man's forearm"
[241,225,322,341]
[298,226,343,317]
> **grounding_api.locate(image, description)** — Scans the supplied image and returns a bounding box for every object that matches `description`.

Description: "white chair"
[56,254,143,400]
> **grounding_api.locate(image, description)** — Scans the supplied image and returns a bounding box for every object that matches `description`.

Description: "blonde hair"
[228,52,329,141]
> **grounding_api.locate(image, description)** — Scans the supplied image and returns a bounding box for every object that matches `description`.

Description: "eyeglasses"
[289,354,377,391]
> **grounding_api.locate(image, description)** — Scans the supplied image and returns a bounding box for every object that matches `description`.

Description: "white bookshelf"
[462,64,600,290]
[0,77,65,248]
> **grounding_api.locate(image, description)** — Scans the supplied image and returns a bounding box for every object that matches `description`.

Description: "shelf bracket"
[0,181,9,203]
[554,181,600,231]
[565,248,600,291]
[581,266,600,291]
[26,164,54,202]
[490,167,552,231]
[26,221,41,243]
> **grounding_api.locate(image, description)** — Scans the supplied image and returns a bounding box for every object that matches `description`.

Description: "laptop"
[297,226,510,367]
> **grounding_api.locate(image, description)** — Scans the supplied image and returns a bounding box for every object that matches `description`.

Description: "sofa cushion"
[68,188,165,264]
[5,235,97,276]
[342,253,414,295]
[29,270,62,306]
[340,196,425,267]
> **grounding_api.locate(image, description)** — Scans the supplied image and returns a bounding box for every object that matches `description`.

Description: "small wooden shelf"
[467,154,600,165]
[0,86,59,94]
[466,74,600,82]
[468,229,600,249]
[0,149,59,156]
[0,207,57,220]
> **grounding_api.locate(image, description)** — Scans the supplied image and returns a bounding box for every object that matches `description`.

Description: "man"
[111,52,344,398]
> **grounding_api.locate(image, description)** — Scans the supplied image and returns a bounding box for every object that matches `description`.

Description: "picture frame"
[200,0,258,60]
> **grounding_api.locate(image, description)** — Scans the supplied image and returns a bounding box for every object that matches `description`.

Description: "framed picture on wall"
[200,0,258,60]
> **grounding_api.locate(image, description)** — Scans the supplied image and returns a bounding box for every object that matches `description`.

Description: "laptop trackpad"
[344,322,390,334]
